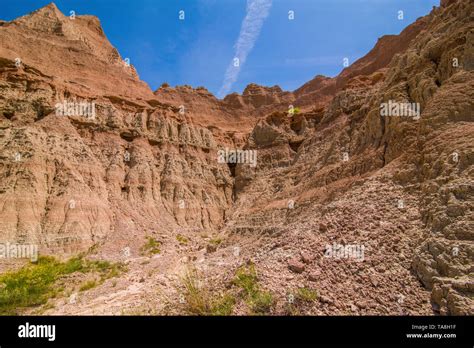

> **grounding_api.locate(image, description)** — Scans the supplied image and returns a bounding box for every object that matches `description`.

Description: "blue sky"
[1,0,439,97]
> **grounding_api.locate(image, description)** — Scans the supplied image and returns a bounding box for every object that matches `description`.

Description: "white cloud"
[218,0,272,98]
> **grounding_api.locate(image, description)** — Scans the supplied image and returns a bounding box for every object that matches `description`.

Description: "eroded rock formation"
[0,1,472,315]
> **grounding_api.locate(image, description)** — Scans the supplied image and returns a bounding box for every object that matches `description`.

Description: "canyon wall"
[0,1,472,314]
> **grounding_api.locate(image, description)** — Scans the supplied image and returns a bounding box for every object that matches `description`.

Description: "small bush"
[0,256,124,314]
[206,237,223,253]
[296,287,318,302]
[209,238,222,246]
[249,291,274,314]
[181,269,210,315]
[211,294,235,316]
[284,287,318,315]
[233,263,259,295]
[141,237,161,255]
[176,234,189,245]
[289,106,301,116]
[79,280,97,292]
[233,263,274,315]
[181,268,234,316]
[0,256,63,314]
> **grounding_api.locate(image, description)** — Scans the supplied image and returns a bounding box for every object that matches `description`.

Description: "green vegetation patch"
[141,236,161,255]
[79,280,98,292]
[284,287,318,315]
[295,287,318,302]
[233,263,274,315]
[208,237,222,247]
[176,234,189,245]
[181,268,235,316]
[290,106,301,115]
[0,255,124,315]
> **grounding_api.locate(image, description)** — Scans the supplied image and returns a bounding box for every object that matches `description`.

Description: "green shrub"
[284,287,318,315]
[233,263,274,315]
[176,234,189,245]
[141,237,161,255]
[289,106,301,115]
[211,293,235,316]
[248,291,274,314]
[0,256,124,314]
[79,280,97,292]
[296,287,318,302]
[209,238,222,246]
[181,269,210,314]
[181,268,235,316]
[0,257,62,314]
[233,263,259,295]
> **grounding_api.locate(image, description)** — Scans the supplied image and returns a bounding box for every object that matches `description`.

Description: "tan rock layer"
[0,0,472,315]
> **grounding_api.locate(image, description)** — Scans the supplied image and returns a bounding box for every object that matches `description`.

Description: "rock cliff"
[0,1,472,315]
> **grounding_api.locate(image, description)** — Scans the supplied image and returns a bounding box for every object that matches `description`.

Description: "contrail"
[218,0,272,98]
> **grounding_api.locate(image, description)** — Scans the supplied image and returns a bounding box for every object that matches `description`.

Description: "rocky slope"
[0,3,239,259]
[0,1,472,315]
